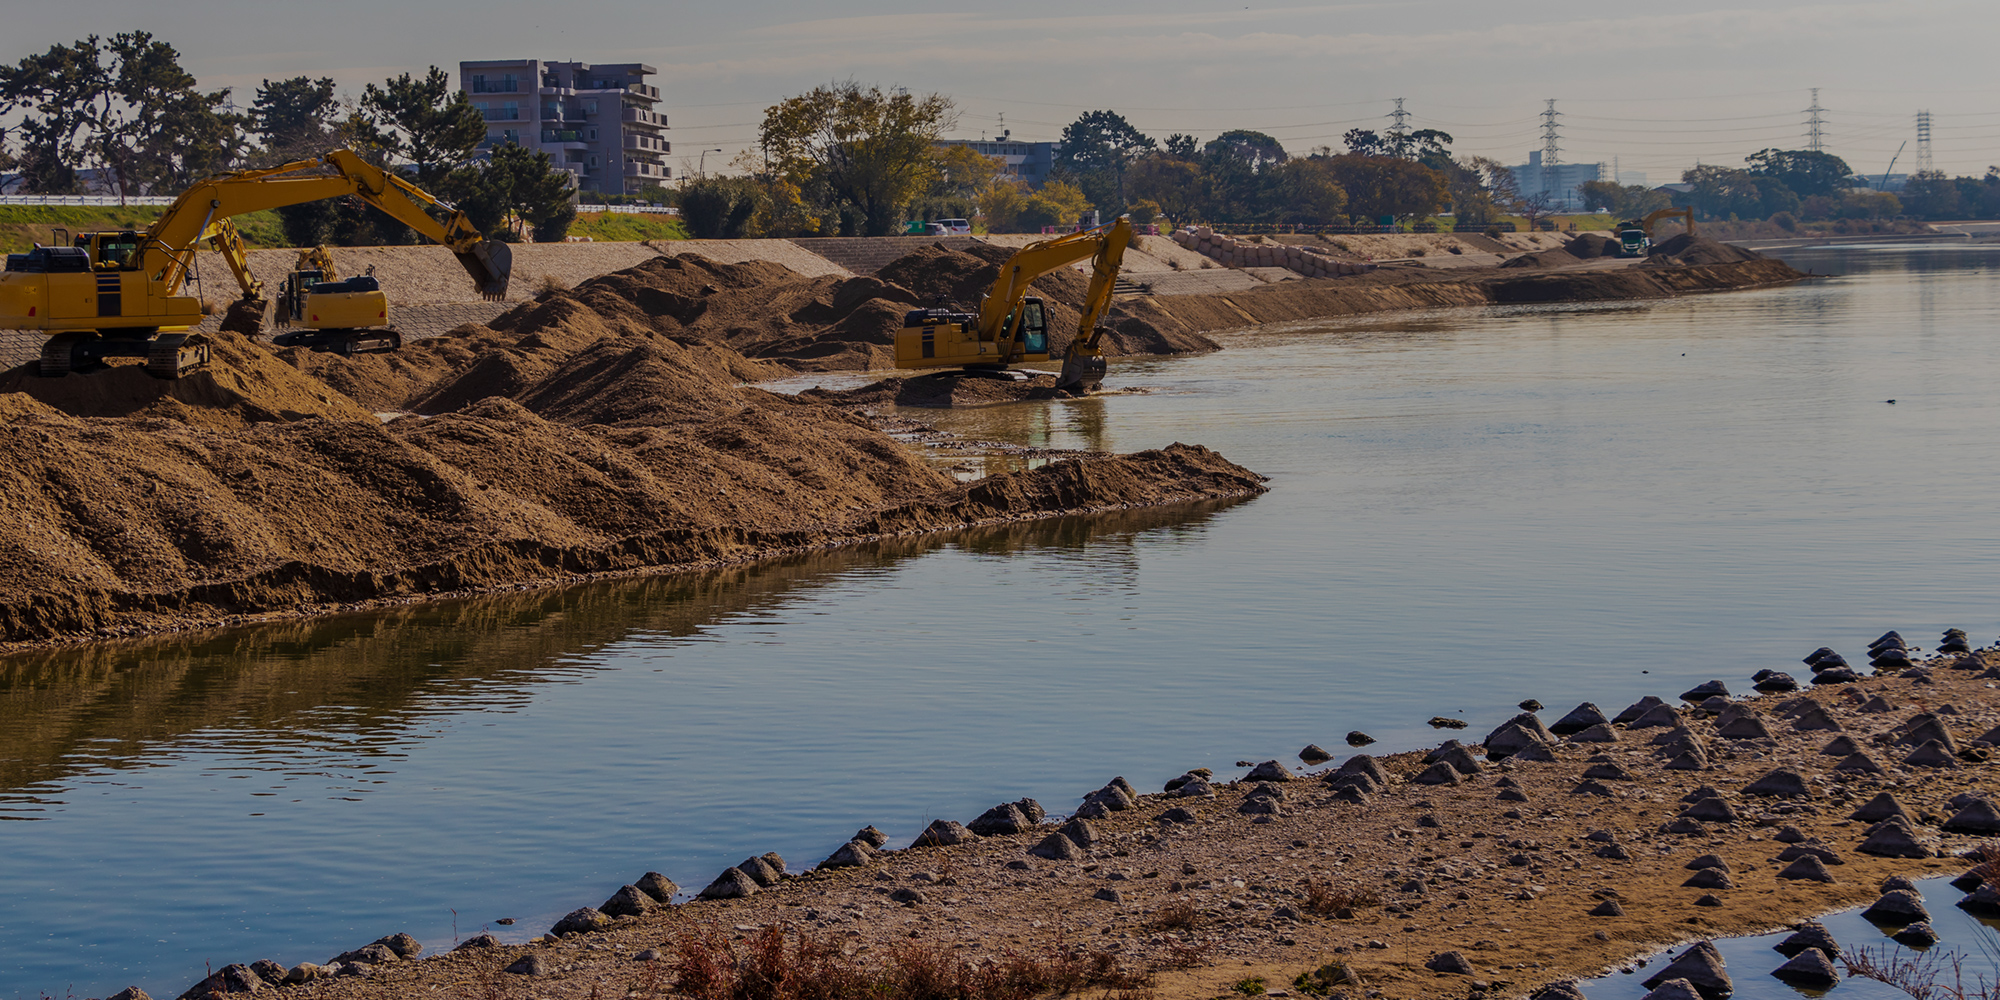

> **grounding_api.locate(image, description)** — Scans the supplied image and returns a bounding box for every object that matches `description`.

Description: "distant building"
[937,137,1057,189]
[1508,151,1602,211]
[459,59,670,195]
[1615,170,1648,188]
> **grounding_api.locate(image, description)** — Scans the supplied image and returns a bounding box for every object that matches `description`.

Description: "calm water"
[1578,874,2000,1000]
[7,245,2000,998]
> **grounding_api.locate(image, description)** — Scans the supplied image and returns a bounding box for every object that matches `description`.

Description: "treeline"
[0,33,579,243]
[681,90,1516,238]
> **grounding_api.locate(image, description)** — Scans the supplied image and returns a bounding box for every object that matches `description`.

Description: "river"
[4,244,1999,998]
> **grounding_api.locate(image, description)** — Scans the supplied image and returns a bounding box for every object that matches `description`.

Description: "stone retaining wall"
[1170,227,1375,279]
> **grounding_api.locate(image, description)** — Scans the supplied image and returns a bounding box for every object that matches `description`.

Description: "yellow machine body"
[894,299,1050,369]
[0,149,509,377]
[891,218,1131,391]
[304,289,388,330]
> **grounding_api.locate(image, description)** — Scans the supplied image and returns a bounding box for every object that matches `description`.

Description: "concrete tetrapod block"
[1642,941,1731,996]
[1743,768,1813,797]
[1777,855,1837,883]
[1904,740,1961,768]
[1640,979,1703,1000]
[1777,842,1844,866]
[1850,792,1911,822]
[1613,695,1667,724]
[821,841,875,869]
[1774,920,1840,958]
[1861,889,1930,925]
[1942,798,2000,835]
[1770,947,1841,987]
[1550,702,1611,735]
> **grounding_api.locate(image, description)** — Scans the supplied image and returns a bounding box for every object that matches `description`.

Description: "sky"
[5,0,1999,184]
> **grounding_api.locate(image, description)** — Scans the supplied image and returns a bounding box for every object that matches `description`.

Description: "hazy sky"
[6,0,1998,183]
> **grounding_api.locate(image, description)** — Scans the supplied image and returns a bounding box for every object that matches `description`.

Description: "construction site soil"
[0,240,1801,647]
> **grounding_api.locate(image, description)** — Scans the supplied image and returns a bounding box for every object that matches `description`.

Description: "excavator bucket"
[456,240,513,301]
[1054,351,1107,394]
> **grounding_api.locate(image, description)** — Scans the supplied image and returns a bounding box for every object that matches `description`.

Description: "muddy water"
[7,245,2000,997]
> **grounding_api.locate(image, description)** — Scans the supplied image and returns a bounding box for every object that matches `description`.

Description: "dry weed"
[1300,881,1380,917]
[1145,900,1201,932]
[536,273,570,296]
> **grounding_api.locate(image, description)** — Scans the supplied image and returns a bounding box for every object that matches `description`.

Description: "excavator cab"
[1008,300,1048,356]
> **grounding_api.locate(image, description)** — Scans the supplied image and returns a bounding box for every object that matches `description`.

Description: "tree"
[1407,129,1455,172]
[1898,170,1960,219]
[680,177,761,239]
[362,67,485,186]
[1054,109,1155,210]
[0,33,244,197]
[1446,156,1514,225]
[1744,149,1852,200]
[1577,179,1671,219]
[1207,130,1286,172]
[95,32,247,196]
[760,81,956,237]
[1128,154,1204,227]
[1680,164,1797,221]
[1270,158,1347,225]
[0,37,114,193]
[252,76,339,161]
[1163,133,1198,159]
[448,143,577,241]
[1016,179,1092,232]
[1343,129,1384,157]
[1323,154,1448,223]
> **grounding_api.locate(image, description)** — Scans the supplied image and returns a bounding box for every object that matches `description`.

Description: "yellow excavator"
[0,148,510,377]
[273,245,401,355]
[1615,208,1697,258]
[892,216,1131,393]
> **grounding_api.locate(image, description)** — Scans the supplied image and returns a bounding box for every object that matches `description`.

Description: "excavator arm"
[142,148,509,300]
[974,218,1132,359]
[1052,219,1131,391]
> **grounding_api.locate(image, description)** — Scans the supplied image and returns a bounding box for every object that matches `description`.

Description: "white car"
[933,218,972,235]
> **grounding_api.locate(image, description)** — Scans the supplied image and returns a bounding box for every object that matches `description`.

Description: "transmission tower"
[1805,88,1825,153]
[1915,110,1934,174]
[1539,99,1562,166]
[1387,97,1411,156]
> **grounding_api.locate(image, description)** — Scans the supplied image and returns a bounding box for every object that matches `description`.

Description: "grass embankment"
[1,206,684,253]
[568,211,686,241]
[0,205,286,253]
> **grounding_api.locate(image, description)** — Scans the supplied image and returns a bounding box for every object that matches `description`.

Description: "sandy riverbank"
[137,637,2000,1000]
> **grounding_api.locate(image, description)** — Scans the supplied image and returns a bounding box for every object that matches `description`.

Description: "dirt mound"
[510,337,750,426]
[1565,234,1616,258]
[483,254,919,372]
[1497,251,1567,270]
[1646,234,1765,266]
[0,331,376,428]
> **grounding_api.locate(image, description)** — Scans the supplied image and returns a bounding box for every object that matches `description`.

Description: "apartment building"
[1508,150,1603,212]
[936,137,1057,189]
[460,59,670,195]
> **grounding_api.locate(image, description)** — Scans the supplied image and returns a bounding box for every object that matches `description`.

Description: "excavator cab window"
[1018,299,1048,354]
[91,233,141,268]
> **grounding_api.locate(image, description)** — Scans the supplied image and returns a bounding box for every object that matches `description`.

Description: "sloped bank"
[1111,257,1806,340]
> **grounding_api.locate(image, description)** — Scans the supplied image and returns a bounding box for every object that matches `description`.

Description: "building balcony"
[471,81,520,94]
[625,83,660,100]
[620,108,667,128]
[540,129,589,144]
[622,135,668,153]
[624,160,667,177]
[481,109,521,121]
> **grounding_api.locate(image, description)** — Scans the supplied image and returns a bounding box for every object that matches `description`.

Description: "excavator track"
[144,333,211,379]
[37,333,95,377]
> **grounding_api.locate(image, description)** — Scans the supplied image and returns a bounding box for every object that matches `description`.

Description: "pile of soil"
[1646,233,1766,266]
[1564,232,1617,258]
[0,331,376,429]
[0,254,1270,646]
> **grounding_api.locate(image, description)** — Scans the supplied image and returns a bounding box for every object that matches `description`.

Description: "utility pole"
[1805,88,1826,153]
[1387,97,1412,157]
[1915,110,1934,175]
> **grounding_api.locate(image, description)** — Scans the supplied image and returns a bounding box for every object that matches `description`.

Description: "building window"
[589,128,598,140]
[585,100,599,115]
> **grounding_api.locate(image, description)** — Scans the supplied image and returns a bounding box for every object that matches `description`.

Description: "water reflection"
[0,500,1241,818]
